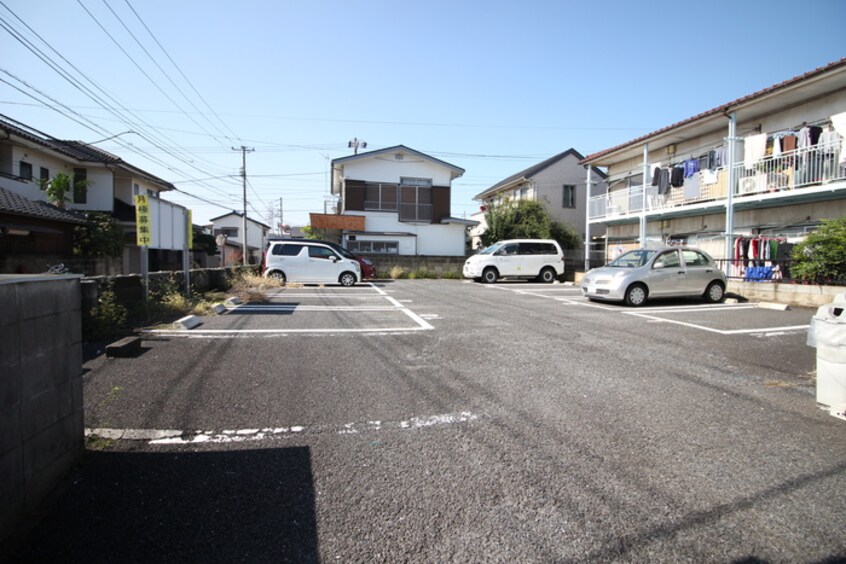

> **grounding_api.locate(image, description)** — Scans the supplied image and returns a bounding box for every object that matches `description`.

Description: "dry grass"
[389,265,407,280]
[228,271,288,303]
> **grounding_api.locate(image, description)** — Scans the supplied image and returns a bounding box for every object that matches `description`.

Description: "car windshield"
[333,246,355,259]
[477,243,503,255]
[607,249,658,268]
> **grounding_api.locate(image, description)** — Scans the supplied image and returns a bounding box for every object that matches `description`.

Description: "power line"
[122,0,243,144]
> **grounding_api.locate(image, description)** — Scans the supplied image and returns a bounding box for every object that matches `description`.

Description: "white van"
[263,240,360,286]
[463,239,565,283]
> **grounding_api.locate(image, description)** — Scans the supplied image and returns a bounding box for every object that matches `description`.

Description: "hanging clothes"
[671,166,685,188]
[683,158,700,178]
[744,133,767,165]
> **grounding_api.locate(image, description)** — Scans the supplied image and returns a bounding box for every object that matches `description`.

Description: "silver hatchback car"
[581,247,727,306]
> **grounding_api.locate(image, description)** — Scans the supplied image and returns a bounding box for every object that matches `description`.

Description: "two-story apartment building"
[471,148,608,250]
[0,115,190,274]
[313,145,476,256]
[581,58,846,276]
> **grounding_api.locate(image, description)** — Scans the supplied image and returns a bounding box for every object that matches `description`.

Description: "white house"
[0,115,189,273]
[314,145,477,256]
[209,211,270,265]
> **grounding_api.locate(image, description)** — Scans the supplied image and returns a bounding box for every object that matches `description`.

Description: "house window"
[40,167,49,184]
[519,186,529,200]
[364,182,398,211]
[216,227,238,239]
[562,184,576,208]
[348,240,399,254]
[73,168,87,203]
[19,161,32,180]
[399,177,432,222]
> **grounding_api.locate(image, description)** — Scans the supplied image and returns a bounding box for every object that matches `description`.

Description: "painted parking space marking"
[475,281,809,335]
[85,411,481,445]
[143,282,433,336]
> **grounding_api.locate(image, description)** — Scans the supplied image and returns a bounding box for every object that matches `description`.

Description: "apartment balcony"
[588,141,846,222]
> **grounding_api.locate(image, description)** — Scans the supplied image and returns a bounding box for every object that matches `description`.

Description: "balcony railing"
[589,140,845,221]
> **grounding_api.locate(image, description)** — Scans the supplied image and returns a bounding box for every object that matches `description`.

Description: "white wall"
[342,155,455,185]
[4,146,113,210]
[213,214,267,251]
[346,211,467,256]
[147,197,188,251]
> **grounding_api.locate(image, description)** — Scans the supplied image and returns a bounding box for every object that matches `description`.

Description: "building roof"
[0,114,175,191]
[331,145,465,177]
[474,148,606,200]
[0,186,89,224]
[581,57,846,165]
[208,210,272,230]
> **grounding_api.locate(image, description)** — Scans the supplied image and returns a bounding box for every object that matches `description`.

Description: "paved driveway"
[11,280,845,562]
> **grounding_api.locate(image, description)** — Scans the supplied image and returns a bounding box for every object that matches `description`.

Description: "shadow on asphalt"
[10,446,319,563]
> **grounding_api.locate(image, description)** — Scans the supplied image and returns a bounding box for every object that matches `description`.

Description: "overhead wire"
[0,4,236,179]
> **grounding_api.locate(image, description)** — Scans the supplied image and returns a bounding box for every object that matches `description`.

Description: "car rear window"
[272,243,303,256]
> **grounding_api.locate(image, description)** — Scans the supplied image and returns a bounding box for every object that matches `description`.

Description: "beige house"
[581,58,846,275]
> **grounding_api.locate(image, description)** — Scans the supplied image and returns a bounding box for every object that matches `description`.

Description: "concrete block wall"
[0,275,84,545]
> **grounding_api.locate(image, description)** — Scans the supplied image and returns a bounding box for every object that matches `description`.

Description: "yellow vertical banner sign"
[134,194,151,247]
[187,210,193,249]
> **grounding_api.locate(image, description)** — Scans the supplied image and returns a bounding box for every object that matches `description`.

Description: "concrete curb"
[174,315,201,330]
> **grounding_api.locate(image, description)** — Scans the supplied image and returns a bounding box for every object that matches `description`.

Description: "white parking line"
[85,411,481,445]
[143,282,433,336]
[478,282,808,335]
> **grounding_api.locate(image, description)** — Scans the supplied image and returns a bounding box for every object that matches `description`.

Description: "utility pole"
[232,145,254,265]
[348,137,367,155]
[279,197,284,232]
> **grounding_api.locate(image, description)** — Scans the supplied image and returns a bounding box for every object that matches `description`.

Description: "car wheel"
[482,268,498,284]
[268,271,286,284]
[704,281,725,303]
[339,272,357,287]
[537,267,556,283]
[624,283,648,307]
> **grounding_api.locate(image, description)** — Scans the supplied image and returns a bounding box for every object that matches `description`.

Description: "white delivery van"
[264,240,360,286]
[463,239,565,283]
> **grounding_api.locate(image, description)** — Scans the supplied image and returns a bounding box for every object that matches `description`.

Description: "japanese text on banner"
[134,194,152,247]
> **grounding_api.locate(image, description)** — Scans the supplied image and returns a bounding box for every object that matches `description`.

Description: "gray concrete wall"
[0,275,84,546]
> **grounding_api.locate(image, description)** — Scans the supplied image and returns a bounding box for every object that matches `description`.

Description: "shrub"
[85,289,128,341]
[389,265,407,279]
[791,217,846,284]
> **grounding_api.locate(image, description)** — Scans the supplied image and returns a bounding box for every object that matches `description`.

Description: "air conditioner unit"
[739,175,766,194]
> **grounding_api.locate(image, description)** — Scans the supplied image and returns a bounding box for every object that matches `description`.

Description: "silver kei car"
[581,247,727,306]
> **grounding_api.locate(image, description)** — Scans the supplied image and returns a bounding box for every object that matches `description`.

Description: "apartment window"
[364,182,398,211]
[562,184,576,208]
[399,177,432,222]
[73,168,87,204]
[19,161,33,180]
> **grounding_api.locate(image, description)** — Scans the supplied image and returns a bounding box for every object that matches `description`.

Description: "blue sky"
[1,0,844,228]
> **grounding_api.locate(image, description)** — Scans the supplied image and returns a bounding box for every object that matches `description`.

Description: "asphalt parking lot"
[12,279,845,562]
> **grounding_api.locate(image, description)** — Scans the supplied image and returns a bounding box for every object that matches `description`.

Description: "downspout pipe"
[584,165,591,272]
[725,112,737,271]
[641,144,649,246]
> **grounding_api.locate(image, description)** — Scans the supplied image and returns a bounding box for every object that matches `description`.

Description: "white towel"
[830,112,846,165]
[743,133,767,165]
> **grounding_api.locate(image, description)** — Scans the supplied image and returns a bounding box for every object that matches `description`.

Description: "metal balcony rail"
[589,140,845,221]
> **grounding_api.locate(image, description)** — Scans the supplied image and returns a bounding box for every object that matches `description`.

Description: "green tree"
[481,200,551,247]
[74,212,124,257]
[550,220,581,250]
[791,217,846,283]
[39,172,89,208]
[481,200,579,250]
